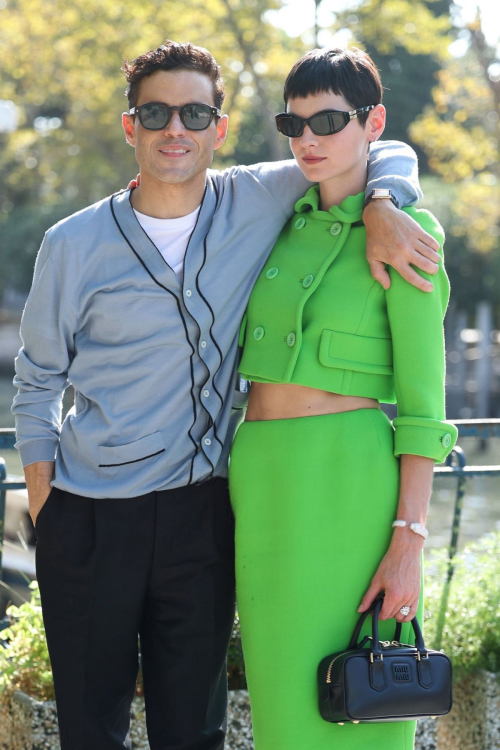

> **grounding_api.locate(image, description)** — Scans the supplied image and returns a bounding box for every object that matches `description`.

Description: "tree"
[409,10,500,255]
[330,0,451,167]
[0,0,302,296]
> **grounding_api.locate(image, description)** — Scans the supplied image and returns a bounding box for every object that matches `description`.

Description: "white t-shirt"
[133,205,201,281]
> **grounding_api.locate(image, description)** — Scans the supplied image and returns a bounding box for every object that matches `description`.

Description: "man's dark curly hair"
[123,40,225,110]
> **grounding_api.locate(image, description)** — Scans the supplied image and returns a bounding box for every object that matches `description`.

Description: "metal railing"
[1,421,500,640]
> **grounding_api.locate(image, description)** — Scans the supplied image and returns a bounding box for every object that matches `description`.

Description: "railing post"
[0,457,6,581]
[435,446,467,650]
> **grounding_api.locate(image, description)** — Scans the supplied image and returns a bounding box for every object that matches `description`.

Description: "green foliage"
[410,21,500,256]
[0,0,302,296]
[0,582,54,701]
[0,581,247,698]
[423,533,500,676]
[333,0,451,173]
[364,45,442,172]
[0,0,298,216]
[2,535,500,701]
[0,201,85,298]
[419,176,500,309]
[336,0,450,59]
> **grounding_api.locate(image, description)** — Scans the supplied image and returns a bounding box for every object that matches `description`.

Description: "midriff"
[245,382,380,422]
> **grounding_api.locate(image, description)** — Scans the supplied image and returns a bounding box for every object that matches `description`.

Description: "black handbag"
[318,593,453,724]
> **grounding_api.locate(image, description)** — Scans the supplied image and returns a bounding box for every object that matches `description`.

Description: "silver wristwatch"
[364,188,398,209]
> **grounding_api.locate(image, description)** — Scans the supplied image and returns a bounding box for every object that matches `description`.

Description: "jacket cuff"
[16,438,59,468]
[392,417,458,463]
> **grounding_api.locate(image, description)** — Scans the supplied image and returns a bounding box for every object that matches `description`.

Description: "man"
[12,41,441,750]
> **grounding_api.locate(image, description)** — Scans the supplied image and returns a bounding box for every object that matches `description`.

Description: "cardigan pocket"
[98,432,165,468]
[319,330,393,376]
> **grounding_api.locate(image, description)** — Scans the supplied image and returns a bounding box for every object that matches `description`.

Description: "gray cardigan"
[12,144,421,498]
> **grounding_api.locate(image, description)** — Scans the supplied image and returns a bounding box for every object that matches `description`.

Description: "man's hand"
[363,200,441,292]
[127,173,141,190]
[25,461,55,527]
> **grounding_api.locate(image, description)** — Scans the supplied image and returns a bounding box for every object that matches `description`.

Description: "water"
[1,375,499,552]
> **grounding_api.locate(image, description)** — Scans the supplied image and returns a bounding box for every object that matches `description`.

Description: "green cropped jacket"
[238,187,458,463]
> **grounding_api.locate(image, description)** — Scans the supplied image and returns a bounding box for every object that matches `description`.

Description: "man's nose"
[163,110,187,136]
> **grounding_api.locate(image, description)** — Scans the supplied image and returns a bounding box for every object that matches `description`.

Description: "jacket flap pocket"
[319,330,393,375]
[99,432,165,467]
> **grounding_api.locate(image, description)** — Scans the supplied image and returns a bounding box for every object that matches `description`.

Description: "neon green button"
[286,332,296,347]
[295,217,306,230]
[266,267,279,279]
[330,222,342,236]
[302,274,314,288]
[441,433,452,449]
[253,327,265,341]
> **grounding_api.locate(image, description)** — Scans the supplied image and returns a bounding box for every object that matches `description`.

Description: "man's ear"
[122,113,136,147]
[367,104,386,142]
[214,114,229,151]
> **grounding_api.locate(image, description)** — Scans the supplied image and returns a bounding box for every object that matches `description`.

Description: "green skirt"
[229,409,423,750]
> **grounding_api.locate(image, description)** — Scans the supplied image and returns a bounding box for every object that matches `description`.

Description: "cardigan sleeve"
[12,227,76,468]
[385,207,457,462]
[244,140,421,216]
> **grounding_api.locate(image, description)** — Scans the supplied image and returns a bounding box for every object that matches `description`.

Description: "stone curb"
[1,675,498,750]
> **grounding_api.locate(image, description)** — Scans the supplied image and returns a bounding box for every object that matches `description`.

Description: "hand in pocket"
[30,485,53,527]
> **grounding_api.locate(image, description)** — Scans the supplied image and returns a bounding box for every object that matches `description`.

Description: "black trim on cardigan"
[110,192,209,484]
[99,449,165,468]
[194,176,226,459]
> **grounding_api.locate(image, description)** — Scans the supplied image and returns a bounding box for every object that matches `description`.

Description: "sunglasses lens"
[182,104,213,130]
[140,103,170,130]
[310,112,346,135]
[275,115,303,137]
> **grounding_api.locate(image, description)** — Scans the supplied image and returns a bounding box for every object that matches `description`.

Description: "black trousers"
[35,478,236,750]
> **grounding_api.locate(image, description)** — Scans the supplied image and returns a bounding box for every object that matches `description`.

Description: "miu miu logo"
[392,663,411,682]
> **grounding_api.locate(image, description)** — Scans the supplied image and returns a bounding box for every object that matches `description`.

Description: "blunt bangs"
[283,48,382,123]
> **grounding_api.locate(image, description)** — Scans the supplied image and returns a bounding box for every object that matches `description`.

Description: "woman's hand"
[357,528,423,624]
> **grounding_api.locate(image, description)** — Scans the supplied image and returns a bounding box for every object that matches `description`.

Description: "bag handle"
[347,593,402,649]
[370,594,427,658]
[347,591,414,653]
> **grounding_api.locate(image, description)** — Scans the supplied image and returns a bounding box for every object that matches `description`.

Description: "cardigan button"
[266,267,279,279]
[295,217,306,230]
[253,327,265,341]
[441,433,452,449]
[330,222,342,236]
[302,274,314,288]
[286,332,296,347]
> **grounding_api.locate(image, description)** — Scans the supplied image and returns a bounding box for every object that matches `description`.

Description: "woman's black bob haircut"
[283,47,383,124]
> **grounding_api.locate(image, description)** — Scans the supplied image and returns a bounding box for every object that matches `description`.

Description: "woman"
[229,47,457,750]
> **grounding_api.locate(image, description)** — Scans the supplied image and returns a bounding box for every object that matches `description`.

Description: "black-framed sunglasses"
[275,105,376,138]
[129,102,222,131]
